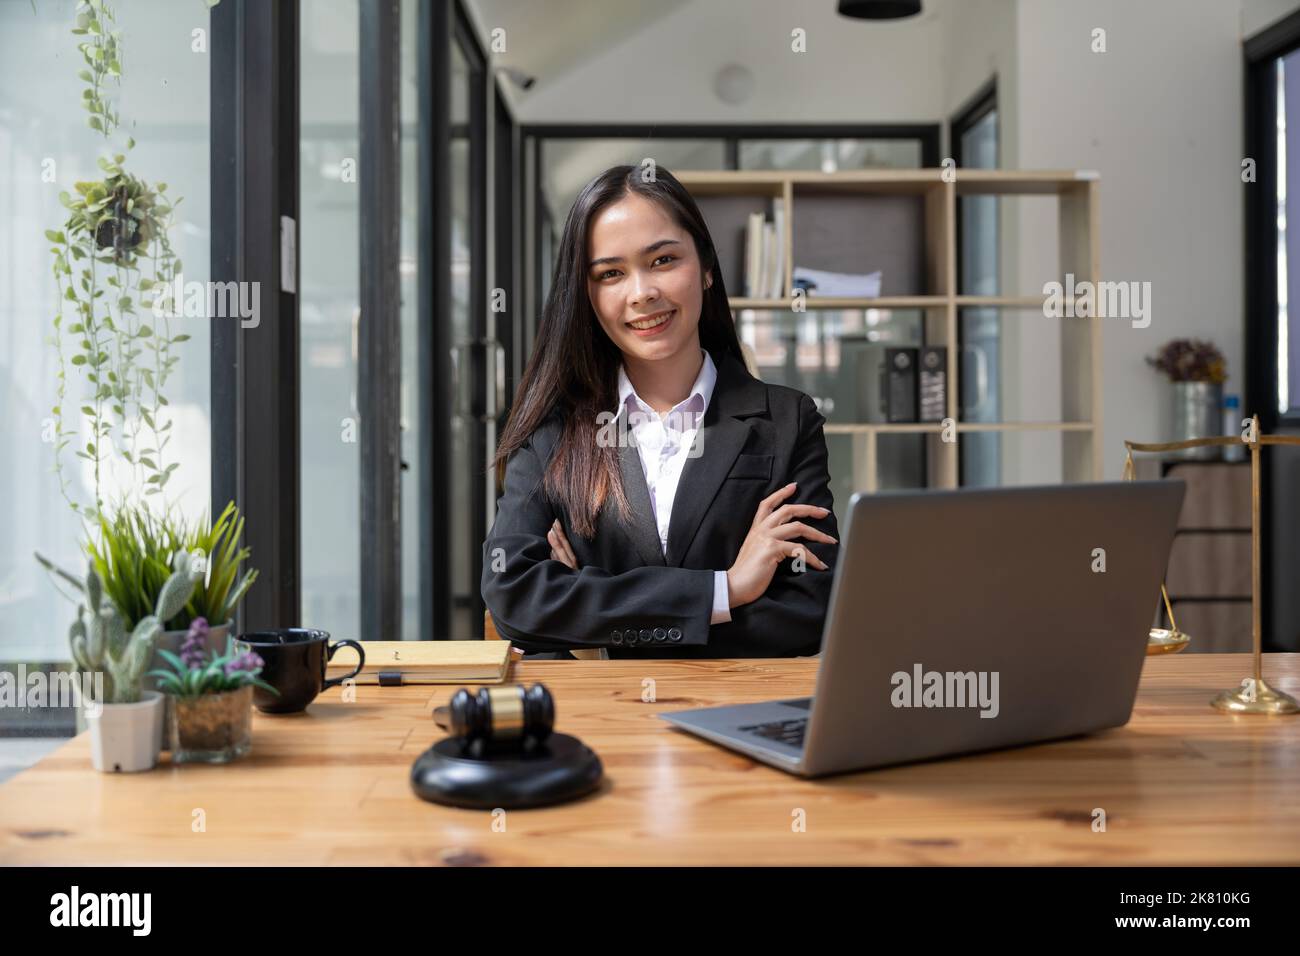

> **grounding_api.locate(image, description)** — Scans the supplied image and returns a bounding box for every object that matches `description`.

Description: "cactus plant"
[65,551,202,704]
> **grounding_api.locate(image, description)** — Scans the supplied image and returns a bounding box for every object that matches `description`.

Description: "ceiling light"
[838,0,922,20]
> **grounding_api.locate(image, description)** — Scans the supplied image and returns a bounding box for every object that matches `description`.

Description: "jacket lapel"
[664,352,768,566]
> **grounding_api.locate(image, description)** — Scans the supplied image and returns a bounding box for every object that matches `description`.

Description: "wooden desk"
[2,653,1298,865]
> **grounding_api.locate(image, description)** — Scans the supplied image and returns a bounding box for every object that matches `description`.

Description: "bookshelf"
[676,168,1103,493]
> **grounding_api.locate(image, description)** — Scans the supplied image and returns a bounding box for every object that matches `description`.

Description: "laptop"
[659,481,1185,777]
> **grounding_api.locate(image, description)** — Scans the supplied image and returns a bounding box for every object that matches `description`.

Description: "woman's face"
[585,191,712,365]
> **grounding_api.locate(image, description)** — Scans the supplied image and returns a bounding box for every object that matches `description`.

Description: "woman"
[482,164,839,659]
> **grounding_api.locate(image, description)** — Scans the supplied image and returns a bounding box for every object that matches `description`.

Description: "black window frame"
[210,0,301,633]
[1245,10,1300,432]
[1245,9,1300,654]
[212,0,498,642]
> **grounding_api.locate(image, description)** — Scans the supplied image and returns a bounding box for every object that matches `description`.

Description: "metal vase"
[1172,382,1222,459]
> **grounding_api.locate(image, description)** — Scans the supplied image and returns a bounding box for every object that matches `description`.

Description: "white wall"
[1009,0,1253,479]
[939,0,1296,481]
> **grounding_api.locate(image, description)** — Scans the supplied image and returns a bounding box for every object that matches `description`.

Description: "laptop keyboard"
[739,718,807,748]
[738,700,812,749]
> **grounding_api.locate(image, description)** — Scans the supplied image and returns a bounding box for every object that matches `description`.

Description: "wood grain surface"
[2,653,1297,866]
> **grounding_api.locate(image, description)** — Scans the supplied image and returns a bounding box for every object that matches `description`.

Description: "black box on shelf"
[883,347,918,423]
[918,346,947,422]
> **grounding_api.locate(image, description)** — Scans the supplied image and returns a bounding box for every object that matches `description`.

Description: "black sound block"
[410,732,604,809]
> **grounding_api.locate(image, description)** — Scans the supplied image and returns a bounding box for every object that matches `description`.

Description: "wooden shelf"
[823,421,1094,435]
[731,295,1082,310]
[676,169,945,193]
[955,295,1057,308]
[824,423,946,435]
[958,421,1094,432]
[730,296,947,310]
[954,168,1099,195]
[676,168,1098,195]
[677,168,1103,492]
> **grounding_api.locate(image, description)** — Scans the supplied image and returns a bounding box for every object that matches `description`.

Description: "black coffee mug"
[235,628,365,714]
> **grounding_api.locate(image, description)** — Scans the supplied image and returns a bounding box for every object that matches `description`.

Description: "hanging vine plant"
[46,0,190,520]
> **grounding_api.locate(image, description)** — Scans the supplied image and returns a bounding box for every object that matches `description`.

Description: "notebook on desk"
[325,640,514,684]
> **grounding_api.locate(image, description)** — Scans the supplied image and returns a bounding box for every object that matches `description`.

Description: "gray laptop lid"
[799,480,1185,777]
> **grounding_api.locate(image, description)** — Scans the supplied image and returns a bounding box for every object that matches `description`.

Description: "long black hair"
[493,164,745,537]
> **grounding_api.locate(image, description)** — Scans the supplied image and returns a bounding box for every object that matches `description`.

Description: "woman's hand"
[548,518,579,569]
[726,482,835,608]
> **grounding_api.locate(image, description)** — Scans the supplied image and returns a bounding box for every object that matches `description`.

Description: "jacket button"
[667,627,683,642]
[653,627,667,642]
[638,628,653,645]
[611,630,623,644]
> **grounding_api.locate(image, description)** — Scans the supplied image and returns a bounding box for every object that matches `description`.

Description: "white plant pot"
[147,621,232,750]
[85,690,164,773]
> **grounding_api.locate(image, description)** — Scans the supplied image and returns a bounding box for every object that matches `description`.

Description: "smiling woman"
[482,164,840,660]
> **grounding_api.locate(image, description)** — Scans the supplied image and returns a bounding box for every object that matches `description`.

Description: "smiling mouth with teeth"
[627,309,675,331]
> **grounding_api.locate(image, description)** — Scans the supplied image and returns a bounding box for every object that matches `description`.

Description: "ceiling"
[466,0,954,121]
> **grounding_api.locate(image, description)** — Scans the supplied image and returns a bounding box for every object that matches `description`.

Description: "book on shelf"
[743,197,786,300]
[770,197,785,299]
[744,211,764,298]
[762,220,776,301]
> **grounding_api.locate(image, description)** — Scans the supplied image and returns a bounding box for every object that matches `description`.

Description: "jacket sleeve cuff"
[710,570,732,624]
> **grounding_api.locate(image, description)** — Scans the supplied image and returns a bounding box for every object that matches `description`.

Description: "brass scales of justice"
[1123,415,1298,715]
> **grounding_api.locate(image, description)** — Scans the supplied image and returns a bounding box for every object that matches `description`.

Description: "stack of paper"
[792,266,883,298]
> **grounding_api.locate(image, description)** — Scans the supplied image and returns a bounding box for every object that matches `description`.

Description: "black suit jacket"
[480,351,839,658]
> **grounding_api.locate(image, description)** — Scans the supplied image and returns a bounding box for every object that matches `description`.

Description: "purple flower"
[180,617,210,669]
[224,651,263,677]
[1146,338,1227,384]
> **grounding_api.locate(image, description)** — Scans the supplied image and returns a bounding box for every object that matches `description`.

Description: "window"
[951,83,1000,487]
[1276,51,1300,417]
[739,137,923,171]
[1246,13,1300,427]
[1245,9,1300,653]
[299,0,363,642]
[0,0,211,735]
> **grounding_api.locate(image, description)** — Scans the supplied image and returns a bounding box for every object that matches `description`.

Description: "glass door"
[300,0,493,642]
[441,8,492,640]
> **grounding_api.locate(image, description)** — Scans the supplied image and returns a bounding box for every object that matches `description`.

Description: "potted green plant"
[149,621,277,764]
[49,553,202,772]
[163,500,258,646]
[40,500,258,749]
[83,502,258,684]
